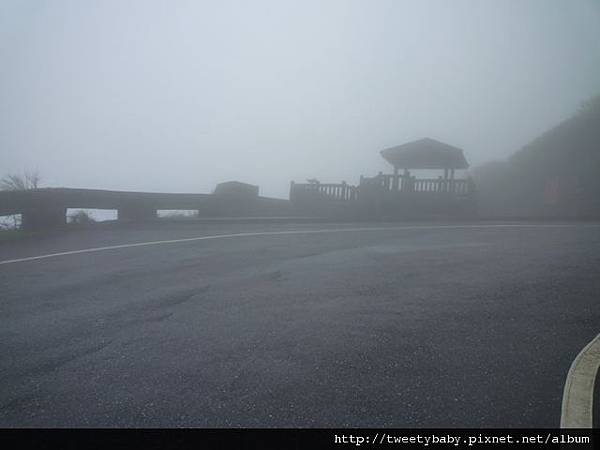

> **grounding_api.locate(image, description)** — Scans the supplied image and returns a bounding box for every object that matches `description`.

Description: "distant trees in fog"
[68,210,96,225]
[0,170,41,191]
[0,170,41,230]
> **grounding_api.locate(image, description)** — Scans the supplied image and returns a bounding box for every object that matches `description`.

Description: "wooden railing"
[361,174,474,195]
[413,178,471,194]
[291,174,475,203]
[290,182,359,201]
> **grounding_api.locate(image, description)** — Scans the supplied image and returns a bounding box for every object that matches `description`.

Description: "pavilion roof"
[380,138,469,170]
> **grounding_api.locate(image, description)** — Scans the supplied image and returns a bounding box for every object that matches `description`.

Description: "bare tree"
[68,210,96,225]
[0,170,41,191]
[0,215,21,230]
[0,171,40,230]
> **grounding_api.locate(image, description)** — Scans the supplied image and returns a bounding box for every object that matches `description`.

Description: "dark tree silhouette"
[0,170,41,191]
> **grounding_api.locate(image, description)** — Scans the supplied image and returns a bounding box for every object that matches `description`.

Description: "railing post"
[468,177,476,194]
[21,205,67,231]
[118,204,157,222]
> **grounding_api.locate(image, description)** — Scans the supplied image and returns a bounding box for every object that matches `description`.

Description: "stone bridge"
[0,186,291,230]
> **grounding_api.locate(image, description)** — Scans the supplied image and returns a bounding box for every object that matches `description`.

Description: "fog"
[2,0,600,199]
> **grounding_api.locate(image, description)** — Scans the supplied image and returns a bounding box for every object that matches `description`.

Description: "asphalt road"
[1,221,599,427]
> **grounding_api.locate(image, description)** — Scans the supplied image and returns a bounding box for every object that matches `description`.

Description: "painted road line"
[0,222,592,267]
[561,333,600,428]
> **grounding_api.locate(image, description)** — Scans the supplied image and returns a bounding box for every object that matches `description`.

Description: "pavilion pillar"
[392,166,399,191]
[443,168,449,192]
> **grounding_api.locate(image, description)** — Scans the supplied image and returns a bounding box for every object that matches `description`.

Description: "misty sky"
[1,0,600,198]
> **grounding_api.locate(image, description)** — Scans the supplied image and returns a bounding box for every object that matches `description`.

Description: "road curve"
[1,221,599,427]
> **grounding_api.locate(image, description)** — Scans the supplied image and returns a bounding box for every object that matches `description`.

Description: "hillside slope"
[473,95,600,218]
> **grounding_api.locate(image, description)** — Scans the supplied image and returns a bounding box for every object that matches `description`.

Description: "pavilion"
[289,137,476,217]
[378,138,470,192]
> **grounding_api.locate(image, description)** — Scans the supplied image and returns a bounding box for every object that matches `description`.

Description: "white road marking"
[0,222,593,266]
[561,333,600,428]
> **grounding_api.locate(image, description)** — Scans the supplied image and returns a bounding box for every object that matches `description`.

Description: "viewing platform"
[290,138,477,218]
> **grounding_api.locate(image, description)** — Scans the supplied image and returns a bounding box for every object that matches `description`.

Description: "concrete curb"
[561,333,600,428]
